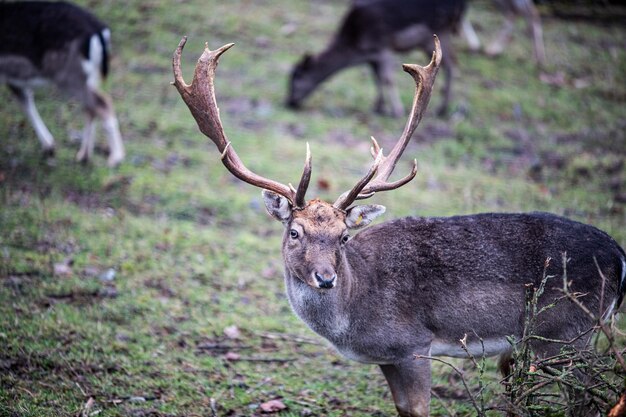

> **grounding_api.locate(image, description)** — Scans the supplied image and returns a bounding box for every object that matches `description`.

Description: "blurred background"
[0,0,624,416]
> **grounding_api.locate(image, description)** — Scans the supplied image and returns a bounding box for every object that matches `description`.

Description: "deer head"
[172,36,441,290]
[285,53,317,109]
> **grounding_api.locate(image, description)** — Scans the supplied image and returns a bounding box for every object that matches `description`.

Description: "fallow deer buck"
[0,1,125,167]
[173,37,626,416]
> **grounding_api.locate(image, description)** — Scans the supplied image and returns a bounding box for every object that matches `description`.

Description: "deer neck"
[312,42,363,85]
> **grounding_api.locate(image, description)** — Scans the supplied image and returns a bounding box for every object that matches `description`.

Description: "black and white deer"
[173,37,625,417]
[0,1,124,166]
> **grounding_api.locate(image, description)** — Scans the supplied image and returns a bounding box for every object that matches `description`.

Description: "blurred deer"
[173,37,625,417]
[287,0,546,118]
[0,1,125,167]
[286,0,465,117]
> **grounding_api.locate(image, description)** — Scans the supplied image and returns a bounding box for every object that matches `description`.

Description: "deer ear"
[345,205,386,229]
[262,190,292,223]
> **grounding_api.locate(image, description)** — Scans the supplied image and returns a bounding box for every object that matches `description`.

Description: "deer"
[286,0,547,118]
[172,37,626,416]
[0,1,125,167]
[286,0,466,118]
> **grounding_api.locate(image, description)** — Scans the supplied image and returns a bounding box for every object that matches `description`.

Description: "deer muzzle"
[313,271,337,289]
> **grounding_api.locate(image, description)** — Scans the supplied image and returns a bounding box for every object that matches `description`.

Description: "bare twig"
[78,397,95,417]
[256,331,323,346]
[17,386,37,398]
[230,356,296,363]
[460,332,487,412]
[561,254,626,371]
[513,380,553,405]
[429,388,459,416]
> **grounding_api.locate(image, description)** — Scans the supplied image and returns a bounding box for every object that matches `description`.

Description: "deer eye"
[289,229,299,239]
[341,234,350,245]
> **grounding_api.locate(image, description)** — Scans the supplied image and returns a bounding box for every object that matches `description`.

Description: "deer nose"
[314,272,336,289]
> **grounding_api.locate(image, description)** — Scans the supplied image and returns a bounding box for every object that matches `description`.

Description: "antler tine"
[333,149,383,209]
[172,38,311,207]
[334,35,442,210]
[294,143,312,208]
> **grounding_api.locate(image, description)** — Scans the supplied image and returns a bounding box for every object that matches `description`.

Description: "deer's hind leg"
[368,50,404,118]
[434,33,455,117]
[517,0,546,66]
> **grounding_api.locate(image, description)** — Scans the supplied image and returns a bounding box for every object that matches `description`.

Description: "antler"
[172,37,311,208]
[333,35,442,210]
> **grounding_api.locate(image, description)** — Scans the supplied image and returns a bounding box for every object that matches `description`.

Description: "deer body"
[287,0,465,117]
[277,203,625,416]
[172,39,625,417]
[0,1,124,166]
[284,210,625,362]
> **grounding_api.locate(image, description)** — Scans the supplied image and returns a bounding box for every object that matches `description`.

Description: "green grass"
[1,1,625,416]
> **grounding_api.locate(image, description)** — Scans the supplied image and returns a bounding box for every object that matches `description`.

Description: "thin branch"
[256,331,323,346]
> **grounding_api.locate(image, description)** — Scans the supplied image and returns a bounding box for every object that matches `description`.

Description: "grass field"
[1,1,625,416]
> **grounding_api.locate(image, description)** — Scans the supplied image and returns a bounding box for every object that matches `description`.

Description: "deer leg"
[83,88,125,167]
[8,84,55,155]
[485,13,515,57]
[517,0,546,66]
[369,50,403,118]
[380,364,412,416]
[436,34,455,117]
[461,17,482,52]
[497,351,514,380]
[529,18,545,67]
[380,355,431,417]
[369,60,386,116]
[76,112,96,164]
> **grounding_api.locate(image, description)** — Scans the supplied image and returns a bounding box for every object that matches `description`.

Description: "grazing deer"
[462,0,546,66]
[173,37,626,416]
[0,1,125,167]
[286,0,466,117]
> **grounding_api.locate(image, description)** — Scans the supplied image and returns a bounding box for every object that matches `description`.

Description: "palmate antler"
[333,36,442,210]
[172,35,441,210]
[172,37,311,208]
